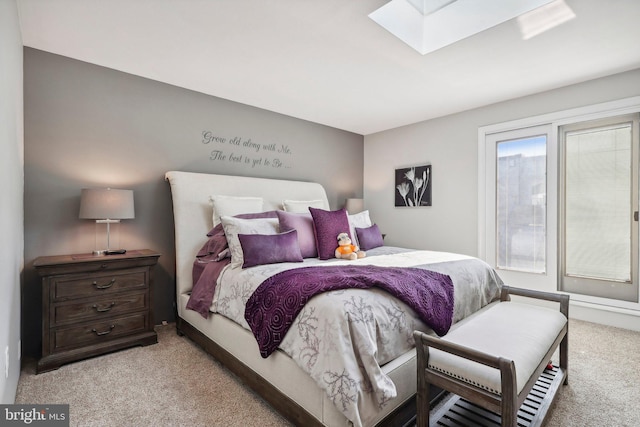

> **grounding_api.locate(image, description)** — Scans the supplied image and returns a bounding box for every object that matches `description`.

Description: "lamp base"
[91,220,124,256]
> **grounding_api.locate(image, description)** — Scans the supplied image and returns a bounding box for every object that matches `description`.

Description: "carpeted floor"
[16,325,290,426]
[15,319,640,426]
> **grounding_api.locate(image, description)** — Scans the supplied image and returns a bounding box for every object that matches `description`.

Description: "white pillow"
[220,216,279,268]
[211,195,264,227]
[348,210,372,248]
[282,199,326,213]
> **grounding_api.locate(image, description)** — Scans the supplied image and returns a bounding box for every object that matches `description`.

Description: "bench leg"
[416,381,430,427]
[560,331,569,385]
[500,359,518,427]
[416,345,430,427]
[559,294,569,385]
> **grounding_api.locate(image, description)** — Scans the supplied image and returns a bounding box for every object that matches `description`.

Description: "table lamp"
[79,188,134,255]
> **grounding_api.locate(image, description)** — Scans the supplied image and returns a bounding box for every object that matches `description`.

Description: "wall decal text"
[201,131,293,169]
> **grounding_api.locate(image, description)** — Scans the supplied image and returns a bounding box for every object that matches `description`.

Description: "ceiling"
[16,0,640,135]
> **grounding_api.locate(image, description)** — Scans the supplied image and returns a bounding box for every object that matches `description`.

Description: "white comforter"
[212,247,502,426]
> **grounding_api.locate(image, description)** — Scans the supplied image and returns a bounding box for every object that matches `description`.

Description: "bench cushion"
[427,302,567,395]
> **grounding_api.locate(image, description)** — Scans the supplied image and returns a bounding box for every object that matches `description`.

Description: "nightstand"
[34,249,160,373]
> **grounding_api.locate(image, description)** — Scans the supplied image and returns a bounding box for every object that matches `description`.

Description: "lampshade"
[79,188,135,220]
[345,198,364,214]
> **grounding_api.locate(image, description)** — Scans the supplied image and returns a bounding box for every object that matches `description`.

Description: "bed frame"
[165,171,437,426]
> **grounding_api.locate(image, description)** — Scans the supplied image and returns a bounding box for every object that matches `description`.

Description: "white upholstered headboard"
[165,171,329,303]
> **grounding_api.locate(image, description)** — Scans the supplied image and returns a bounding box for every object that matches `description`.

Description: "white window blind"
[564,124,632,282]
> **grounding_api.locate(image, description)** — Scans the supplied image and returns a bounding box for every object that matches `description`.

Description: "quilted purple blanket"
[245,265,454,358]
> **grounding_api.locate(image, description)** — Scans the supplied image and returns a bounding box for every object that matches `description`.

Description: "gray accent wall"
[23,48,363,358]
[0,0,24,404]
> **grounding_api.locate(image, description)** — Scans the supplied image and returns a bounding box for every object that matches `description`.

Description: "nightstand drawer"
[52,269,147,301]
[51,313,149,352]
[52,291,148,326]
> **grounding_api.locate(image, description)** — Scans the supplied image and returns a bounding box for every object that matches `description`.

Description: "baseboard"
[570,301,640,332]
[510,292,640,333]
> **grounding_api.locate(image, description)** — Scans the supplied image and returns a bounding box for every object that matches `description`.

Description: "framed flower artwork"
[395,164,431,207]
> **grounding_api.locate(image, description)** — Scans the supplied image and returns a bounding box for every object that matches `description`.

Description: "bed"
[165,170,503,427]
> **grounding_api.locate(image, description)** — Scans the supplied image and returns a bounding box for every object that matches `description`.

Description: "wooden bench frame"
[414,286,569,427]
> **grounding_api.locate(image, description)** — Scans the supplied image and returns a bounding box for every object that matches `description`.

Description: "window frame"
[559,115,639,302]
[487,126,551,276]
[479,96,640,308]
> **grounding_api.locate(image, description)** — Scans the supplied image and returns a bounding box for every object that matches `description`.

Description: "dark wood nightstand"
[34,249,160,373]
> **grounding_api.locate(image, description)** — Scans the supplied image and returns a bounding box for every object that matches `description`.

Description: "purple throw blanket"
[244,265,454,358]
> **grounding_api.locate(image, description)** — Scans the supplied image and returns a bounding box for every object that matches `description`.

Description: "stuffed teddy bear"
[335,232,366,260]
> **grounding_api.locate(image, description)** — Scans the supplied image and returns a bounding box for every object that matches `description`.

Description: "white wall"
[365,68,640,254]
[365,68,640,330]
[0,0,24,404]
[365,113,480,255]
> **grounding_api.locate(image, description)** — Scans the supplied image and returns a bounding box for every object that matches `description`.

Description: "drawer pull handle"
[92,325,115,336]
[92,302,116,312]
[93,279,116,289]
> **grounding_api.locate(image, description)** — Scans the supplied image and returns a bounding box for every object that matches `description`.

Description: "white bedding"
[212,246,502,426]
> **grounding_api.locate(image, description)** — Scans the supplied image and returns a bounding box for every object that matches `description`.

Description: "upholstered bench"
[414,286,569,427]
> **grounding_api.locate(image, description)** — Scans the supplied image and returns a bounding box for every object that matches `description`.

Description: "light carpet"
[15,319,640,426]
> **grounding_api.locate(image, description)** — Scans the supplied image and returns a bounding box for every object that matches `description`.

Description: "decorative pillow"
[282,199,326,213]
[356,224,385,251]
[276,211,318,258]
[348,210,372,248]
[211,195,264,226]
[206,210,279,237]
[239,230,303,268]
[220,216,279,268]
[309,207,351,260]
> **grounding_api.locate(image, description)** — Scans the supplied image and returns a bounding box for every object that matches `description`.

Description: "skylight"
[369,0,556,55]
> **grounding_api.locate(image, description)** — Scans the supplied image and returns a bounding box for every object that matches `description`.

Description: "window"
[481,124,554,290]
[496,136,546,273]
[560,116,639,302]
[479,96,640,306]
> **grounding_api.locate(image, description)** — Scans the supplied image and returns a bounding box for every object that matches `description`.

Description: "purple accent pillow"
[309,207,351,260]
[238,230,304,268]
[276,211,318,258]
[356,224,384,250]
